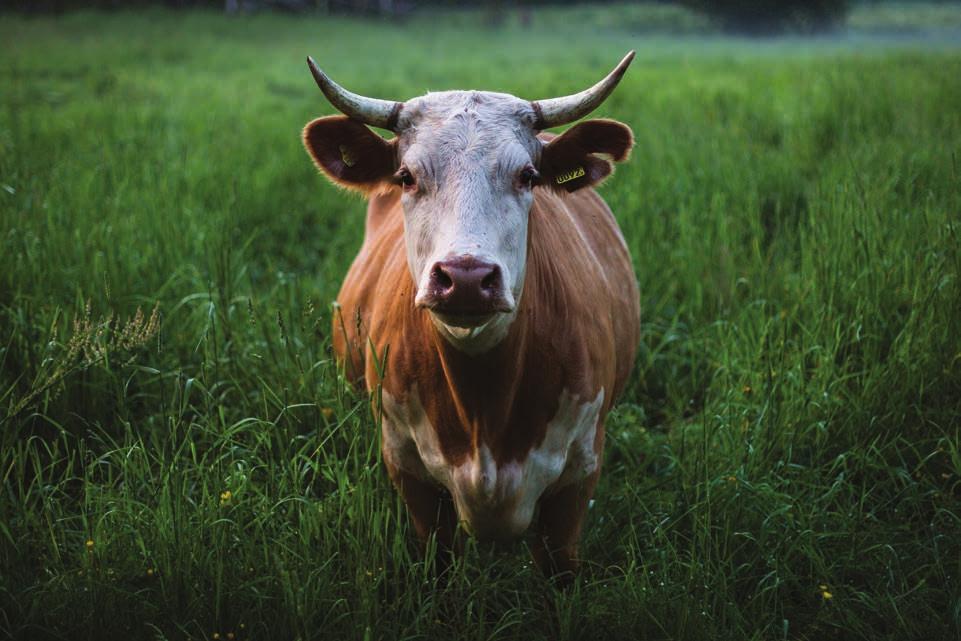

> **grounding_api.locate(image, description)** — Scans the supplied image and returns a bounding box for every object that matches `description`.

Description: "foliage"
[849,0,961,31]
[680,0,850,33]
[2,6,961,641]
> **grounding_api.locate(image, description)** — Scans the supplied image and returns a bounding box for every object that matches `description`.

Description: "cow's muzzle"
[416,255,514,326]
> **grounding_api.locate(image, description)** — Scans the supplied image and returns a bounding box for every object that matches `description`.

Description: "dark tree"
[681,0,850,35]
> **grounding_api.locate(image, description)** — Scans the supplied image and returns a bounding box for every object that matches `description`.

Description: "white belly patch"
[381,386,605,539]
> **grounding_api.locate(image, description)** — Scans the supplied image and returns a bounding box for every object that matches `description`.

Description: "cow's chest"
[381,386,604,539]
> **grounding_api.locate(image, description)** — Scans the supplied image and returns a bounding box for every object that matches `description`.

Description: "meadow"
[2,4,961,640]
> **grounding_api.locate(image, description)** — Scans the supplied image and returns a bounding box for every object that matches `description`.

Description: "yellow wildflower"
[220,490,232,506]
[322,407,335,420]
[85,539,95,551]
[819,584,833,600]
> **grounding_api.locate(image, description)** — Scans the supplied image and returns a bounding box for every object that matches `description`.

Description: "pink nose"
[420,256,511,316]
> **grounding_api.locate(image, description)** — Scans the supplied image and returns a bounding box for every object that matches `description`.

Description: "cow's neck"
[425,307,535,448]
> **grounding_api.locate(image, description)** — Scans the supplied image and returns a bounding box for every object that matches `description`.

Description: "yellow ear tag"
[339,144,357,168]
[555,166,586,185]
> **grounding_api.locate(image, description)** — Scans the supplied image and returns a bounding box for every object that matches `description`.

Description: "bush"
[681,0,850,34]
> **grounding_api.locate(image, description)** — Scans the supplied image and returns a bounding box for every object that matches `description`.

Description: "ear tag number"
[555,166,586,185]
[339,145,357,168]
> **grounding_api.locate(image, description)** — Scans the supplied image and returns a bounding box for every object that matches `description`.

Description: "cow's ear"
[538,119,633,193]
[303,115,397,194]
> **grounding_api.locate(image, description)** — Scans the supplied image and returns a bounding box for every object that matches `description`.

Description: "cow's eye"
[397,167,416,191]
[518,165,539,188]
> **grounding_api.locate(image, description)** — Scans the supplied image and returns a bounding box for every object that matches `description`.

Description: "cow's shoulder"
[528,186,635,315]
[526,186,640,400]
[332,186,407,385]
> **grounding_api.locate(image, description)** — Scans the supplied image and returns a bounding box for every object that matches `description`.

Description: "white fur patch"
[381,386,604,539]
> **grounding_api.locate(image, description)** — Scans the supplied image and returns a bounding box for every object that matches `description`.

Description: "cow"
[302,52,641,581]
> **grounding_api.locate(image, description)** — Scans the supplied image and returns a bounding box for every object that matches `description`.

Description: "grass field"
[2,5,961,641]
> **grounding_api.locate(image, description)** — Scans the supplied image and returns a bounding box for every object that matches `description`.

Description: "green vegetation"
[680,0,849,34]
[849,1,961,32]
[2,6,961,641]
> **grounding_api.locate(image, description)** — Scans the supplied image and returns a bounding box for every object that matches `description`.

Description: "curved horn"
[307,56,403,131]
[530,51,635,130]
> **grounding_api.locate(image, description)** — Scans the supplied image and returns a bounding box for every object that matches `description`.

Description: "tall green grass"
[1,7,960,641]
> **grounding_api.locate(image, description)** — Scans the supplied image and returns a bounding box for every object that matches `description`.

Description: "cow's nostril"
[481,268,500,292]
[432,264,453,290]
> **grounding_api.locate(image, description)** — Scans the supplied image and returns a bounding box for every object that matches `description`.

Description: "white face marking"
[393,92,542,352]
[381,387,605,540]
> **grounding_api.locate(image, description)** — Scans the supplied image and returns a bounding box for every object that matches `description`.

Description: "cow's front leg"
[532,471,600,586]
[384,461,459,559]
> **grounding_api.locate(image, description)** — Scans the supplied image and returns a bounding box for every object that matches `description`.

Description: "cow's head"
[303,54,634,349]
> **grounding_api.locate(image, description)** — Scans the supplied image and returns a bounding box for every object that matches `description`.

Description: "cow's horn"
[530,51,635,130]
[307,56,403,131]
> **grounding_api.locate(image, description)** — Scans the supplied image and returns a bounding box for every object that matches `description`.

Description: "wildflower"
[146,568,154,577]
[227,633,235,640]
[212,633,220,640]
[321,407,334,420]
[85,539,95,551]
[220,490,232,506]
[819,584,833,600]
[742,385,752,395]
[724,475,737,483]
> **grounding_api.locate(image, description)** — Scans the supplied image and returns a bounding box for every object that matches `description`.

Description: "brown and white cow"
[302,53,640,580]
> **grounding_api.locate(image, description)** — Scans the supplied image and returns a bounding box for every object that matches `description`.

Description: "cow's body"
[303,52,639,578]
[333,171,639,544]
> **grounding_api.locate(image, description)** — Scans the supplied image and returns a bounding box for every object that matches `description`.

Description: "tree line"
[5,0,944,34]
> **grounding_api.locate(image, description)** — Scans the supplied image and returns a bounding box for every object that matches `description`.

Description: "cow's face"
[303,60,633,349]
[391,93,541,334]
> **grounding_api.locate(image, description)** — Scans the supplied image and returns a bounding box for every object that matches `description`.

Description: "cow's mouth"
[417,288,514,330]
[430,310,497,330]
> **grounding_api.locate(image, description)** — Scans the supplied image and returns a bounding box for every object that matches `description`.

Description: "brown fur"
[330,159,640,575]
